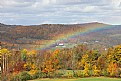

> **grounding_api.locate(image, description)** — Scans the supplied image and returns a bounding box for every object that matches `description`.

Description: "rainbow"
[35,24,116,50]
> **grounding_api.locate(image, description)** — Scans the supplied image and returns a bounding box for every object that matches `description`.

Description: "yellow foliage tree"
[92,65,100,76]
[83,62,90,77]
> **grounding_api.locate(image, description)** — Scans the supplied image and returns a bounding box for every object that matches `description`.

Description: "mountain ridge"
[0,22,110,26]
[0,22,121,50]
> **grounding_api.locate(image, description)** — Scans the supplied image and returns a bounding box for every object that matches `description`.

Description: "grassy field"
[29,77,121,81]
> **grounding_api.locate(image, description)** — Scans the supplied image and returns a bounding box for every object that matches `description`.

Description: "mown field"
[29,77,121,81]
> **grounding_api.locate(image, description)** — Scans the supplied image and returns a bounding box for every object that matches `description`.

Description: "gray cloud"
[0,0,121,25]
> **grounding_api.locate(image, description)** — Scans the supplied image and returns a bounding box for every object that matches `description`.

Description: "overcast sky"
[0,0,121,25]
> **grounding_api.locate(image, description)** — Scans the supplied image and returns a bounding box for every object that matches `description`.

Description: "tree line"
[0,44,121,81]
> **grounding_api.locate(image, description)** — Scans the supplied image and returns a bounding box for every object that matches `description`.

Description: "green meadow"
[29,77,121,81]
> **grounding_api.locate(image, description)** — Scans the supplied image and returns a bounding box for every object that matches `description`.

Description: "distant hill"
[0,22,107,42]
[0,22,121,50]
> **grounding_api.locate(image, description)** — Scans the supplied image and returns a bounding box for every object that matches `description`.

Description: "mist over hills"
[0,22,121,50]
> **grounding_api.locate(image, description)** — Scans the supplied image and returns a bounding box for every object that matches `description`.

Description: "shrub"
[10,74,20,81]
[101,69,109,76]
[67,72,73,78]
[55,72,64,78]
[37,72,47,78]
[31,70,42,79]
[19,71,31,81]
[72,70,83,78]
[73,71,78,78]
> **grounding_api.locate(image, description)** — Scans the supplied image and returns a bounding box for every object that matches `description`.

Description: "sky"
[0,0,121,25]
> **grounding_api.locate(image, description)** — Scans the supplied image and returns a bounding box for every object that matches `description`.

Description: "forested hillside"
[0,22,108,50]
[0,22,106,43]
[0,22,121,51]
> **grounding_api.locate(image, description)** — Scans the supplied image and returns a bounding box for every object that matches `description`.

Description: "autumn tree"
[107,62,119,77]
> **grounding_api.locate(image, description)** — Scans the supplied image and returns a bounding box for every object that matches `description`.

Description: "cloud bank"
[0,0,121,25]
